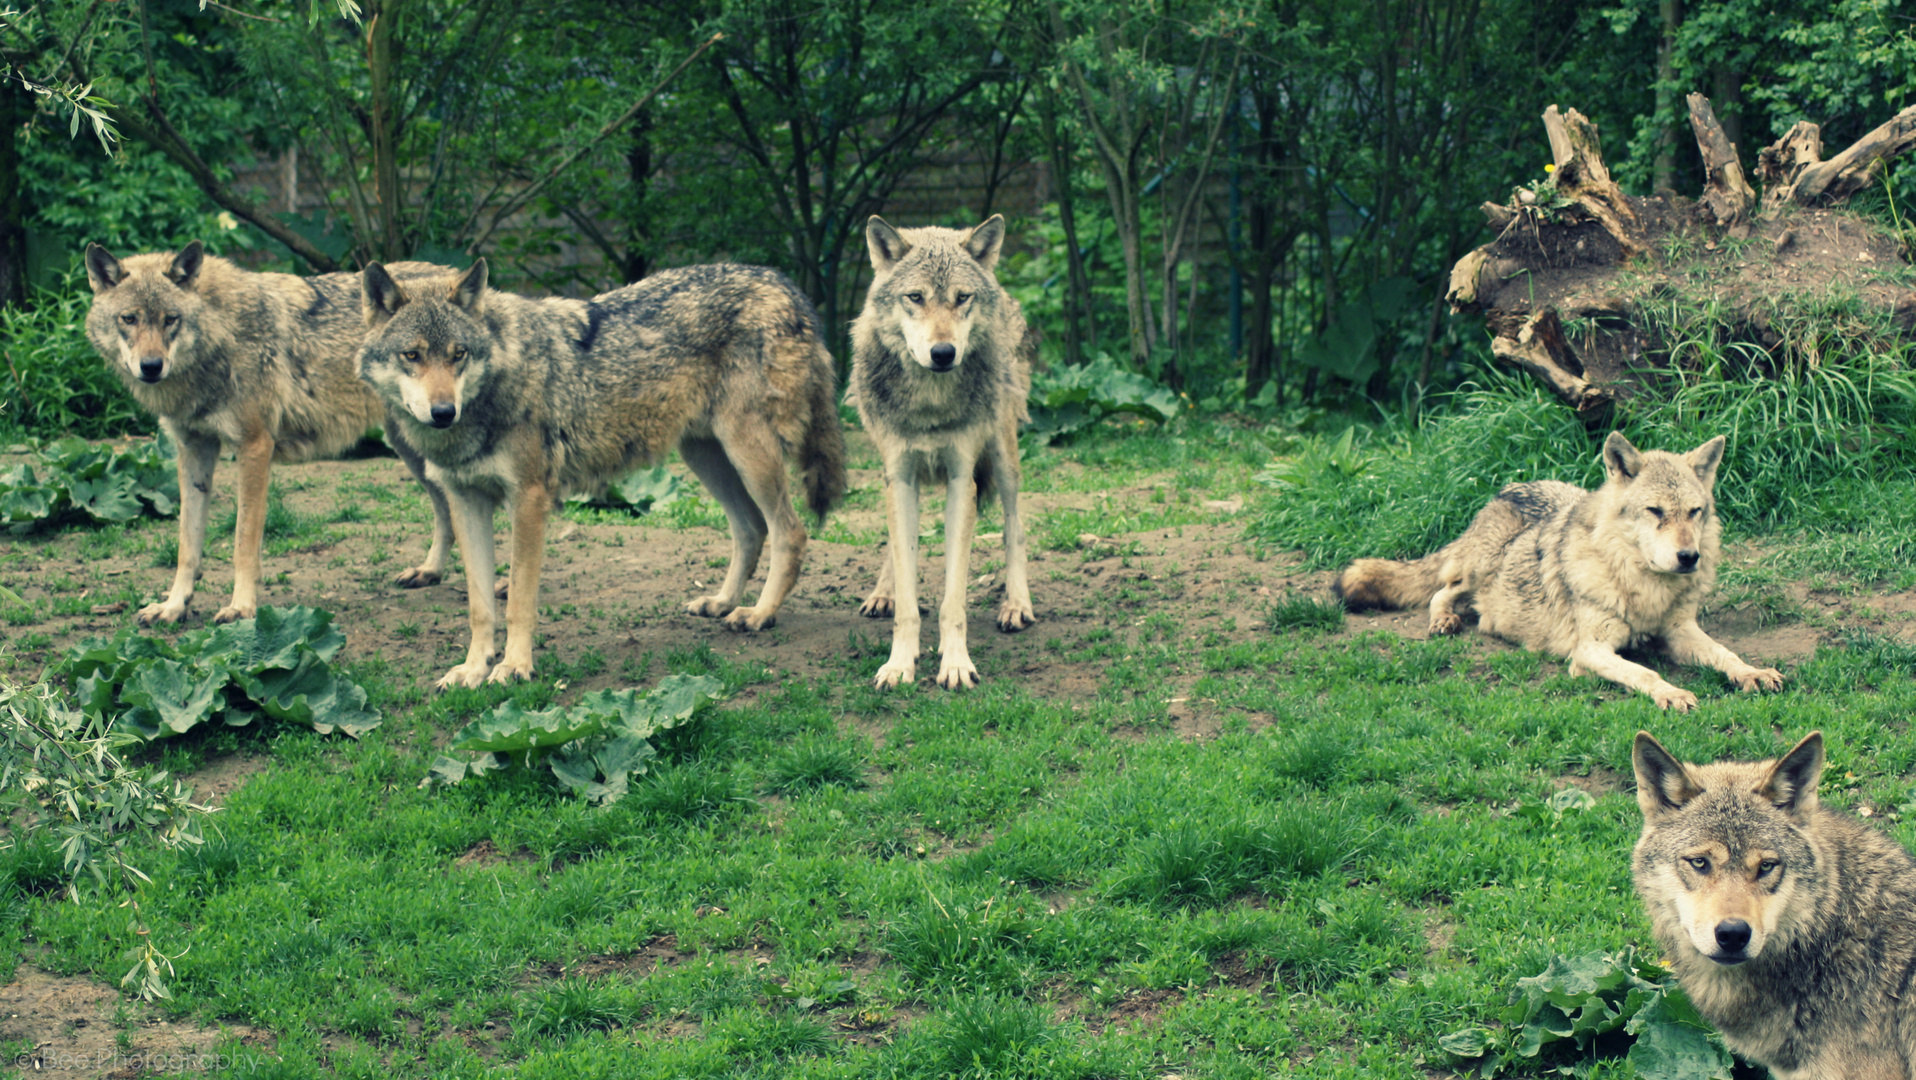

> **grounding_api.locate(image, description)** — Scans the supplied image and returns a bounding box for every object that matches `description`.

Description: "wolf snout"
[428,402,458,428]
[1675,548,1700,572]
[138,355,165,382]
[929,343,957,371]
[1711,918,1752,961]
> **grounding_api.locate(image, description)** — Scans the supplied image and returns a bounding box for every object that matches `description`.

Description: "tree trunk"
[1035,86,1088,365]
[1687,92,1754,226]
[366,0,406,262]
[0,71,31,309]
[1653,0,1681,192]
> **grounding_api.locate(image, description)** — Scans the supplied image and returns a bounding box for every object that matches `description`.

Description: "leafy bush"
[0,678,210,998]
[0,437,176,529]
[1026,355,1181,442]
[57,606,380,740]
[0,286,150,441]
[427,674,723,803]
[1439,947,1733,1079]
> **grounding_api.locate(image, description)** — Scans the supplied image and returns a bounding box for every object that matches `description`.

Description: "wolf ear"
[1601,431,1643,482]
[448,259,487,313]
[361,262,410,326]
[1757,731,1824,817]
[866,217,910,273]
[1686,435,1726,488]
[1633,731,1704,819]
[965,214,1006,271]
[85,243,125,294]
[166,240,205,289]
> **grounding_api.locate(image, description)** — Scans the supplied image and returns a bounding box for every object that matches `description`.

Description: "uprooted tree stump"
[1448,96,1916,418]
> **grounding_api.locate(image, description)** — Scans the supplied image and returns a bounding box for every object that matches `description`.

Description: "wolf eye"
[162,314,178,328]
[1757,859,1778,876]
[401,350,420,363]
[120,313,138,326]
[955,292,972,305]
[1647,507,1665,520]
[1686,856,1710,872]
[904,292,923,304]
[451,346,468,362]
[1689,507,1703,519]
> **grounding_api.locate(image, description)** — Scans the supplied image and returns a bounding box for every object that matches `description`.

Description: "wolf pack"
[78,215,1916,1074]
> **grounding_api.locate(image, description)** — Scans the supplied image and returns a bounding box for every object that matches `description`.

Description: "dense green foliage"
[0,437,176,527]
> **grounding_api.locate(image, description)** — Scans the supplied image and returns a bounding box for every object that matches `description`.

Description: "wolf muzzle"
[929,343,957,372]
[428,403,458,428]
[1675,548,1700,572]
[1710,917,1751,962]
[138,355,165,382]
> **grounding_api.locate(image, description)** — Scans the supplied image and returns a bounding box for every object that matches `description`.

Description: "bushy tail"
[1333,555,1443,612]
[800,357,849,526]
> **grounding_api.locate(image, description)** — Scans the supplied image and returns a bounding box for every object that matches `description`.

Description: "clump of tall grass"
[1253,299,1916,565]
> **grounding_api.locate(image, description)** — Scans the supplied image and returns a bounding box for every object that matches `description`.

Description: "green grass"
[8,411,1916,1077]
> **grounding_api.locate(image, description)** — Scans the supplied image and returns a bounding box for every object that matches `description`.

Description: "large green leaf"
[448,702,609,756]
[119,659,226,736]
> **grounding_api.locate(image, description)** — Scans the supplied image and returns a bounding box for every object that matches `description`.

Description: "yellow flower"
[216,211,239,230]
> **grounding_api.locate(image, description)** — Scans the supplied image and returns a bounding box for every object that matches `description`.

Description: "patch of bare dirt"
[0,964,271,1076]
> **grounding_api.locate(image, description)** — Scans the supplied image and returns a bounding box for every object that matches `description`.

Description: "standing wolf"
[1633,730,1916,1078]
[359,259,847,689]
[850,214,1035,691]
[85,241,455,626]
[1334,432,1782,710]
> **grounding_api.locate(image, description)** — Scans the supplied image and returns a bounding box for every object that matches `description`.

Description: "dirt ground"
[0,438,1911,1071]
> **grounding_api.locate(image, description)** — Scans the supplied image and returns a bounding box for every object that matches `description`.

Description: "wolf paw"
[394,566,442,589]
[936,656,980,690]
[859,594,896,619]
[494,579,510,600]
[685,595,738,619]
[997,599,1036,633]
[136,598,189,626]
[213,603,256,625]
[487,658,534,684]
[722,606,777,632]
[1429,613,1464,636]
[1732,666,1785,692]
[436,661,492,691]
[874,660,916,690]
[1651,684,1698,712]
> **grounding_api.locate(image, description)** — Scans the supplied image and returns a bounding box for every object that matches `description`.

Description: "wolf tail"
[1333,554,1444,611]
[799,356,849,526]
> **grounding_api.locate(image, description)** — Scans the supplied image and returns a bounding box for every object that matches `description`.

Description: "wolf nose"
[1676,549,1700,572]
[1714,919,1752,953]
[929,343,956,371]
[138,356,164,382]
[428,403,457,428]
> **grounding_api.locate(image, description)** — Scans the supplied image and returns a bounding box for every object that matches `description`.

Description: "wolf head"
[1632,731,1824,966]
[1597,432,1725,576]
[359,260,490,429]
[84,241,209,384]
[863,215,1006,374]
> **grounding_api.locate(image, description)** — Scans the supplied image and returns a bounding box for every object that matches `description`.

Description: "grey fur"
[83,241,454,625]
[1633,731,1916,1077]
[359,259,847,689]
[849,214,1035,690]
[1334,432,1782,709]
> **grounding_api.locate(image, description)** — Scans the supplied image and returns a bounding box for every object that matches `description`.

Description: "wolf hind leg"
[678,435,768,621]
[986,428,1034,633]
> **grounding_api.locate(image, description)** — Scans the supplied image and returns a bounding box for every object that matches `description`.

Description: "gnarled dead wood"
[1447,247,1491,310]
[1758,105,1916,208]
[1687,93,1754,226]
[1489,310,1612,411]
[1542,105,1642,256]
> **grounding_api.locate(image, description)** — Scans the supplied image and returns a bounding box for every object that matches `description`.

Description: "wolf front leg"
[1568,640,1698,711]
[489,480,549,683]
[213,421,276,623]
[1664,619,1784,693]
[139,426,220,626]
[989,430,1035,633]
[437,486,501,691]
[388,430,453,588]
[935,467,981,689]
[874,465,923,690]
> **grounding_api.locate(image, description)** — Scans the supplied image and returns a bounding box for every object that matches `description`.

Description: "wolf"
[358,258,847,689]
[84,241,455,626]
[849,214,1035,691]
[1633,730,1916,1078]
[1332,432,1782,710]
